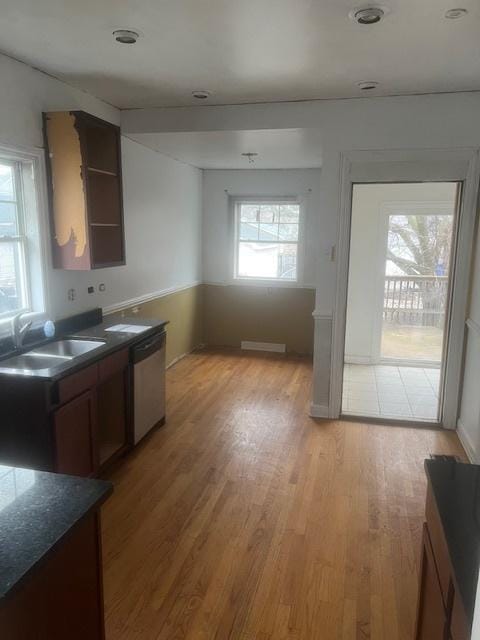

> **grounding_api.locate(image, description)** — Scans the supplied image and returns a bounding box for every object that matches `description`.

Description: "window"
[233,200,301,281]
[0,161,29,316]
[0,147,47,324]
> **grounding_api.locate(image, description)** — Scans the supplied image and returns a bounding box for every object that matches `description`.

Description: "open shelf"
[87,166,118,177]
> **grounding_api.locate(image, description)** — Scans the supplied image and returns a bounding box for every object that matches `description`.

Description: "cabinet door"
[54,389,97,477]
[415,524,448,640]
[97,359,130,469]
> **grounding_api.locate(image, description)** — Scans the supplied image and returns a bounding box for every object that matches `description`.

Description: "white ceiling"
[128,129,323,169]
[1,0,480,109]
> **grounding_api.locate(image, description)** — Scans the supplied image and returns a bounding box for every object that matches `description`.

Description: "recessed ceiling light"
[113,29,140,44]
[192,90,212,100]
[349,6,386,24]
[357,81,380,91]
[445,8,468,19]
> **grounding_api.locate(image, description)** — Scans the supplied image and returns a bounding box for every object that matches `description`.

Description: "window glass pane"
[259,223,279,241]
[240,204,259,222]
[238,242,297,280]
[278,223,298,241]
[0,164,15,201]
[239,221,259,241]
[259,204,279,223]
[279,204,300,222]
[0,202,18,236]
[277,244,297,279]
[0,242,26,314]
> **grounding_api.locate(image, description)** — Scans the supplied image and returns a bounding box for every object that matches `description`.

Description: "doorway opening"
[341,182,460,423]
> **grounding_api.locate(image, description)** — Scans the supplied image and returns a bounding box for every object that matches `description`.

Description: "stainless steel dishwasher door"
[133,332,166,444]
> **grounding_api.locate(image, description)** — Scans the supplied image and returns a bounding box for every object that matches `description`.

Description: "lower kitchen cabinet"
[0,346,131,477]
[54,389,97,476]
[97,368,129,467]
[0,506,109,640]
[415,460,473,640]
[415,524,448,640]
[53,347,130,476]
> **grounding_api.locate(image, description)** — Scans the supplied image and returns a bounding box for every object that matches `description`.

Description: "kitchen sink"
[0,354,69,371]
[0,339,106,374]
[29,339,105,359]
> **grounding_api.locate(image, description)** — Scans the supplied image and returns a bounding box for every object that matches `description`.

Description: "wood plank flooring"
[102,348,466,640]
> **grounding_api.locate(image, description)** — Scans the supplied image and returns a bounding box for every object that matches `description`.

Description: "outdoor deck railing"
[383,275,448,327]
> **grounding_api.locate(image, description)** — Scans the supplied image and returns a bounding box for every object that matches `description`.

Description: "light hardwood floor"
[102,349,466,640]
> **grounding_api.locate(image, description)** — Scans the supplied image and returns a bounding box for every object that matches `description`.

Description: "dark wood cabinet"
[415,524,449,640]
[0,347,131,477]
[43,110,125,270]
[415,477,471,640]
[54,389,97,477]
[0,513,105,640]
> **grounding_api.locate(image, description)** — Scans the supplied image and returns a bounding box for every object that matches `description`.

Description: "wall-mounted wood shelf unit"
[43,110,125,270]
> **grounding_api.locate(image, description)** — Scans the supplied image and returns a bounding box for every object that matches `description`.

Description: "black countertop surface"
[0,464,112,602]
[425,459,480,625]
[0,315,168,381]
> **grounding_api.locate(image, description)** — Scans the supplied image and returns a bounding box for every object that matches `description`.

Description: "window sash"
[0,160,31,316]
[234,200,301,282]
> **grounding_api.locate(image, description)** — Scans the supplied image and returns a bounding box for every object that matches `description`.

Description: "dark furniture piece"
[0,465,112,639]
[0,347,130,477]
[43,110,125,270]
[415,459,479,640]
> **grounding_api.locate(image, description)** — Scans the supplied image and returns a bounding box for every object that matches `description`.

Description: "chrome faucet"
[10,313,32,349]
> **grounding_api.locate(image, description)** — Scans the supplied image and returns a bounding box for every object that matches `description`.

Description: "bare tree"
[387,214,453,276]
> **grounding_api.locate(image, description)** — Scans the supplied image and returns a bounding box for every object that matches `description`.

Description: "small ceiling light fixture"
[192,90,212,100]
[357,80,380,91]
[349,6,386,24]
[444,7,468,18]
[113,29,140,44]
[241,152,258,164]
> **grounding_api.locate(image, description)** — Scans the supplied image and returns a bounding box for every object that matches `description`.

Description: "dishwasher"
[132,330,166,444]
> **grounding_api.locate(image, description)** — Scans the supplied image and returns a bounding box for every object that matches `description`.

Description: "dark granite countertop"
[0,315,168,381]
[425,459,480,625]
[0,464,112,602]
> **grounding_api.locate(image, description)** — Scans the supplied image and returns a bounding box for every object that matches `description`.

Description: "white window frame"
[0,142,50,330]
[0,159,31,318]
[230,196,305,286]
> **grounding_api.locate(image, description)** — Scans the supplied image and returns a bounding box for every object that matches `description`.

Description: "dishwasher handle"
[132,331,166,364]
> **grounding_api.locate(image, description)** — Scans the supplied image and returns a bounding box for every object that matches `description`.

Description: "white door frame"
[330,148,480,428]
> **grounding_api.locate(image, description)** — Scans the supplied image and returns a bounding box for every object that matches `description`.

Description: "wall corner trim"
[310,403,330,418]
[103,280,202,315]
[457,419,479,463]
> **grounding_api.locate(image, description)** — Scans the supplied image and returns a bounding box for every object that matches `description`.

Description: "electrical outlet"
[88,286,94,294]
[67,288,76,301]
[99,283,106,292]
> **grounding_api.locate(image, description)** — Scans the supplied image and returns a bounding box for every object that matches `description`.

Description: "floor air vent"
[241,341,286,353]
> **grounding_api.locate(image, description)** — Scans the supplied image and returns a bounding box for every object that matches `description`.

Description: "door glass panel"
[342,182,459,424]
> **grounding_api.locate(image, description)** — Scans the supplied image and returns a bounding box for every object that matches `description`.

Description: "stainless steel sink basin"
[30,339,105,359]
[0,339,106,374]
[0,354,69,371]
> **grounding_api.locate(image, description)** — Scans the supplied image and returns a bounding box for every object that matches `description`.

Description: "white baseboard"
[457,419,478,463]
[241,341,286,353]
[344,356,373,365]
[310,403,330,418]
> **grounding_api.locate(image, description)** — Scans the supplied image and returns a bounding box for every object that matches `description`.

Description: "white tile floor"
[342,364,440,422]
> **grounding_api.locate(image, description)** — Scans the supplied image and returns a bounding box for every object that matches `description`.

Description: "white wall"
[345,183,457,364]
[0,53,203,320]
[202,169,321,287]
